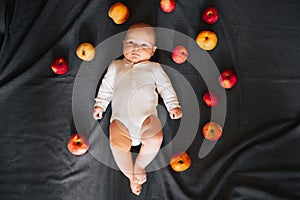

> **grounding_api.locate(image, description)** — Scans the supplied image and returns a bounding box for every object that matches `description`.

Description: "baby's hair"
[126,22,156,45]
[127,22,153,30]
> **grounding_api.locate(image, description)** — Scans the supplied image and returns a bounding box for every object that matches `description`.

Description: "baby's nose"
[133,44,141,50]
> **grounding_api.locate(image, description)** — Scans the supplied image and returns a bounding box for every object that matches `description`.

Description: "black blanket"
[1,0,299,199]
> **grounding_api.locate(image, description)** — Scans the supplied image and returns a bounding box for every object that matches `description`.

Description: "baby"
[93,22,182,195]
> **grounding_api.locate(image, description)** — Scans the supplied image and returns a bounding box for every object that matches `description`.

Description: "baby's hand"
[169,107,182,119]
[93,106,104,120]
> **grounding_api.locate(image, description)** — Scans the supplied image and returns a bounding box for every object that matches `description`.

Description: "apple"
[108,2,130,24]
[196,30,218,51]
[202,121,223,141]
[76,42,96,61]
[160,0,176,13]
[51,57,68,75]
[203,91,219,107]
[172,45,188,64]
[218,69,238,89]
[202,7,219,24]
[67,133,89,156]
[170,151,191,172]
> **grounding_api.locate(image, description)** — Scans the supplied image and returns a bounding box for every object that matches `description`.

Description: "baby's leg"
[110,120,143,195]
[134,115,163,184]
[109,120,134,181]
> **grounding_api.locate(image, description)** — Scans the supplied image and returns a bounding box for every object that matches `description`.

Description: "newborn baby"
[93,22,182,195]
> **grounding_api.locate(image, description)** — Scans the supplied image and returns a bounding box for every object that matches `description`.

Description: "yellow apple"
[196,30,218,51]
[108,2,130,24]
[76,42,95,61]
[170,151,191,172]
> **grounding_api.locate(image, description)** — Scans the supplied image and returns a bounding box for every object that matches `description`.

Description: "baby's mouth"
[131,53,139,56]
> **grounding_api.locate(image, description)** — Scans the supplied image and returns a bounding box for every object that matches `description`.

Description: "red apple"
[170,151,191,172]
[196,30,218,51]
[218,69,238,89]
[202,7,219,24]
[202,121,223,141]
[203,91,219,107]
[172,45,188,64]
[160,0,176,13]
[51,57,68,75]
[67,133,89,156]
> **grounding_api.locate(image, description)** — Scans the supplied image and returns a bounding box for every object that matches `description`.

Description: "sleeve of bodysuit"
[94,61,116,111]
[153,63,181,112]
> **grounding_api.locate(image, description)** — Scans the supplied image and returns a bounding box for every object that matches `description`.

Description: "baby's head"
[123,23,157,64]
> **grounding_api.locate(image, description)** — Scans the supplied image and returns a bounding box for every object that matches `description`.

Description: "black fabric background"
[0,0,300,199]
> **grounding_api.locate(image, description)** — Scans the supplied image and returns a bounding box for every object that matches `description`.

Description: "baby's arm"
[93,62,116,120]
[154,64,182,119]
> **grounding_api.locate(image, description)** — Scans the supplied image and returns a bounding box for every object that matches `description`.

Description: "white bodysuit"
[94,58,180,146]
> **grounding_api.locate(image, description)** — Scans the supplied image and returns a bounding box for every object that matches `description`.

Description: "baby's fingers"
[92,112,97,120]
[170,111,182,119]
[93,111,102,120]
[170,112,177,119]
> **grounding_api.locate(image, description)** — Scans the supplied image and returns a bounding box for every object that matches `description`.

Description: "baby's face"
[123,27,156,64]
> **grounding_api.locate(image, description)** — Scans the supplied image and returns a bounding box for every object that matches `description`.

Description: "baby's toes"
[130,181,142,196]
[134,174,147,184]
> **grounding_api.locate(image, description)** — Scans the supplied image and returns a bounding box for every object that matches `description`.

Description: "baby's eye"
[141,43,150,48]
[126,41,134,45]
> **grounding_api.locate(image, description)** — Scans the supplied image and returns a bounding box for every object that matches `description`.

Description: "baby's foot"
[133,165,147,184]
[130,180,142,196]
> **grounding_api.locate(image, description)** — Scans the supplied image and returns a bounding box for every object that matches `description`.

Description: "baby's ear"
[152,46,157,54]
